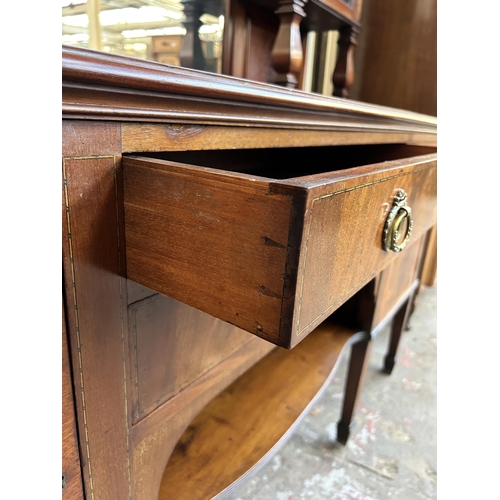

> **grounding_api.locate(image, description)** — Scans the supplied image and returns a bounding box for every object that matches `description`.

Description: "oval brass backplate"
[382,189,413,252]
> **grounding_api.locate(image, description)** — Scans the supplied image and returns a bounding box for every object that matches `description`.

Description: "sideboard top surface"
[62,46,436,145]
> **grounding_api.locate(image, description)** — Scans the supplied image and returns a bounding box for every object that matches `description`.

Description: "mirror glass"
[62,0,225,73]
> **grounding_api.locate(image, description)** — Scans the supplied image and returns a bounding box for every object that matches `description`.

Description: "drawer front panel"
[294,161,436,339]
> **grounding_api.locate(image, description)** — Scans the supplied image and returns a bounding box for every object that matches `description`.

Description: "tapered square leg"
[383,291,415,374]
[337,335,371,445]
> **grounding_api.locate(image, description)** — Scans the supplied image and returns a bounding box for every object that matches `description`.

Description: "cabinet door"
[63,299,85,500]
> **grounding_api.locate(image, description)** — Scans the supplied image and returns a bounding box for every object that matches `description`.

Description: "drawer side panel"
[124,159,292,344]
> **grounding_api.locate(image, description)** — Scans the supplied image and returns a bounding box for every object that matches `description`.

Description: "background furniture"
[351,0,437,116]
[223,0,363,95]
[62,0,364,96]
[62,46,436,499]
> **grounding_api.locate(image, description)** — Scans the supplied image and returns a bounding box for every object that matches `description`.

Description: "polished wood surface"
[287,155,436,340]
[420,223,437,287]
[271,0,307,87]
[159,321,358,500]
[131,337,275,500]
[348,0,438,290]
[317,0,363,23]
[221,0,363,92]
[62,46,437,500]
[62,120,131,499]
[62,46,437,134]
[383,288,417,374]
[123,149,436,347]
[329,235,427,384]
[370,236,424,329]
[124,155,292,345]
[62,300,85,500]
[224,0,279,83]
[332,24,358,97]
[121,123,437,153]
[352,0,437,116]
[129,293,254,422]
[337,337,371,445]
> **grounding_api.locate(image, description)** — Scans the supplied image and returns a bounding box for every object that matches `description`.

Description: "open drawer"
[123,144,437,348]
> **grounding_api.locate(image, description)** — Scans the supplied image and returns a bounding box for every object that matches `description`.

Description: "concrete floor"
[228,285,437,500]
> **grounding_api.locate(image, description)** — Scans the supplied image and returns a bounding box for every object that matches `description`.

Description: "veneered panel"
[129,294,254,422]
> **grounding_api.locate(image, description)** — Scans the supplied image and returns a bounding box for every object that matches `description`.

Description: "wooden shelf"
[158,320,359,500]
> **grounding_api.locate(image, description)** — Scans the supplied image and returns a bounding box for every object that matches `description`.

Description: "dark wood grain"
[352,0,436,116]
[62,46,437,132]
[332,24,359,97]
[369,236,426,375]
[63,84,437,139]
[271,0,306,87]
[317,0,363,22]
[123,155,293,345]
[222,0,248,78]
[222,0,362,90]
[130,336,275,500]
[62,41,438,500]
[158,321,357,500]
[121,123,437,153]
[123,150,436,347]
[383,288,417,374]
[62,122,283,499]
[337,336,371,445]
[63,299,85,500]
[129,294,254,422]
[420,223,437,287]
[241,0,362,33]
[62,120,131,499]
[228,1,280,83]
[370,236,424,329]
[286,156,437,344]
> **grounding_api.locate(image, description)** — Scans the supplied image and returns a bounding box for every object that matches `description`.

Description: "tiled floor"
[228,286,437,500]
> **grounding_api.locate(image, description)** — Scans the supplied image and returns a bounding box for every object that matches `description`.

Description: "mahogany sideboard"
[62,45,437,500]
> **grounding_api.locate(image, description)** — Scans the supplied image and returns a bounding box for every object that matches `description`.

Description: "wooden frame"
[62,46,436,500]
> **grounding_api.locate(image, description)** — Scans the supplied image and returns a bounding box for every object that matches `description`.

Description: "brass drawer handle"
[383,189,413,252]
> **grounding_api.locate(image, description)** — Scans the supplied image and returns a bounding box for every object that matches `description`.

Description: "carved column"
[271,0,307,88]
[332,24,359,97]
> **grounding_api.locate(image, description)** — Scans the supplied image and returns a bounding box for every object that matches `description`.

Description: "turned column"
[271,0,307,88]
[332,24,359,97]
[180,3,205,70]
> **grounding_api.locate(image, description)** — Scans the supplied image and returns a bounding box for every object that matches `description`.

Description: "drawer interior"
[133,143,436,179]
